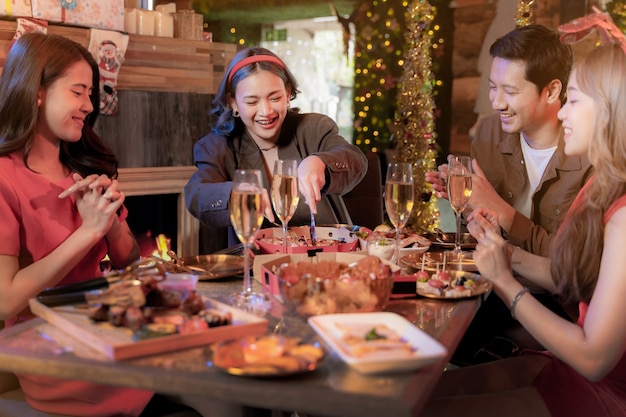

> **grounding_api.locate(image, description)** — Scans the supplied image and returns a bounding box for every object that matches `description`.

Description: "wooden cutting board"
[29,298,268,360]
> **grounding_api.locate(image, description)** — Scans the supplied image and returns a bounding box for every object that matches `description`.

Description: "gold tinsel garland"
[392,0,439,231]
[515,0,536,27]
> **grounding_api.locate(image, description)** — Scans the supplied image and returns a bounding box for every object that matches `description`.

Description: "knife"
[36,281,146,308]
[310,210,317,246]
[37,258,161,297]
[38,275,122,296]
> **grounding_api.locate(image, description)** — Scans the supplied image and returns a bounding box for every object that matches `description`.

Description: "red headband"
[227,55,286,85]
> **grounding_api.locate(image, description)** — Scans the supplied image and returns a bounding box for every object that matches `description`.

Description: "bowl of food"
[277,255,394,317]
[366,237,396,261]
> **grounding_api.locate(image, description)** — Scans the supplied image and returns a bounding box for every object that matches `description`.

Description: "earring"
[233,110,240,117]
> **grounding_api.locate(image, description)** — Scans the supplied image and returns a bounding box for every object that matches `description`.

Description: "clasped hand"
[58,173,125,235]
[467,208,514,285]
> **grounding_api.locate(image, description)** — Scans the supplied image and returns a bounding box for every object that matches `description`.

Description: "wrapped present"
[0,0,33,17]
[32,0,124,32]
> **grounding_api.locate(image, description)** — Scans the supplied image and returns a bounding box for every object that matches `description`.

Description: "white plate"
[308,312,447,374]
[399,245,429,258]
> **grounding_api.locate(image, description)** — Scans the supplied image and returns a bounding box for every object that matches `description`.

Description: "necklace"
[259,144,278,152]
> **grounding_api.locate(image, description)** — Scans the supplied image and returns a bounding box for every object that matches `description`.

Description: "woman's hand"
[467,207,500,240]
[469,210,514,286]
[297,155,326,214]
[59,173,124,237]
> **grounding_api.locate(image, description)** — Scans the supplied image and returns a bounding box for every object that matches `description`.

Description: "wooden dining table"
[0,268,482,417]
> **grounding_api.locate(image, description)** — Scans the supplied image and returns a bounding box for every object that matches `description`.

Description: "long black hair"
[0,32,119,178]
[210,47,301,137]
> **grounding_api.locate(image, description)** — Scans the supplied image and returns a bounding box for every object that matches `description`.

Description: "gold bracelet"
[510,286,529,320]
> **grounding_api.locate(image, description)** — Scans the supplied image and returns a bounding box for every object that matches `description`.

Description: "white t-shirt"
[514,134,557,218]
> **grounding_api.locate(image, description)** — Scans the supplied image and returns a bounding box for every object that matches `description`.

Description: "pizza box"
[254,226,359,254]
[28,297,267,360]
[252,252,403,301]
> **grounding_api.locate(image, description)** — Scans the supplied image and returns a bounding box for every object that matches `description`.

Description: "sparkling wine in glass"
[230,169,268,314]
[271,160,299,254]
[446,155,472,256]
[384,162,414,264]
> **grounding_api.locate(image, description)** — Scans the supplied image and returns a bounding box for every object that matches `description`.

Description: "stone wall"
[449,0,561,155]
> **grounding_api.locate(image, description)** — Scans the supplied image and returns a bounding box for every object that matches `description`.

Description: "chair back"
[342,151,384,229]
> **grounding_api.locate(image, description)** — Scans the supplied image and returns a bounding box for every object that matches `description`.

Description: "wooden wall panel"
[0,20,237,94]
[94,91,214,168]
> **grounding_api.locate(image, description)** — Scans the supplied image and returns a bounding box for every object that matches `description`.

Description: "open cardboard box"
[255,226,359,254]
[253,252,415,302]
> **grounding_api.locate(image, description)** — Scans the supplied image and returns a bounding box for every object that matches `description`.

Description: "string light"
[515,0,536,27]
[391,0,439,231]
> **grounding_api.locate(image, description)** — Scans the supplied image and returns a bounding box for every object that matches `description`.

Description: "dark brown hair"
[490,24,573,105]
[0,33,118,178]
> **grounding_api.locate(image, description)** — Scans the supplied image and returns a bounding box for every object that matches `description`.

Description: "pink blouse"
[0,154,152,417]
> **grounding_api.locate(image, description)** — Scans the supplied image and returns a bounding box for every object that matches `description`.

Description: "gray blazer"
[185,111,367,250]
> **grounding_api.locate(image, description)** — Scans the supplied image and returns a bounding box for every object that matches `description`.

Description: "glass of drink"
[271,160,300,254]
[230,169,269,314]
[446,155,472,257]
[384,162,414,264]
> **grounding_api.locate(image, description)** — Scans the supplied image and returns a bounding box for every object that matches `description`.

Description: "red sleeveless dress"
[530,182,626,417]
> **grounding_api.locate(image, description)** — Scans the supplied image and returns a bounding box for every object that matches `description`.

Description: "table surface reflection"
[0,278,480,417]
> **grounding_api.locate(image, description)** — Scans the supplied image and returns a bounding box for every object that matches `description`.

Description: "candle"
[155,2,176,14]
[137,9,155,36]
[154,11,174,37]
[124,8,137,34]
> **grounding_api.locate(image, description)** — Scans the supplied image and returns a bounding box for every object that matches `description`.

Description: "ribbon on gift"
[558,6,626,55]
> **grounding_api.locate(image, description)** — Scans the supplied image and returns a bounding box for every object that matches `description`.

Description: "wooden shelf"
[0,20,237,94]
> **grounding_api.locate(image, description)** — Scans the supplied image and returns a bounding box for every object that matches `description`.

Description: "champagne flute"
[384,162,414,264]
[446,155,472,257]
[230,169,268,314]
[271,160,300,254]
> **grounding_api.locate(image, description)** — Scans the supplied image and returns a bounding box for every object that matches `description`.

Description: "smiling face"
[488,57,551,136]
[558,69,594,157]
[229,70,290,144]
[37,59,94,143]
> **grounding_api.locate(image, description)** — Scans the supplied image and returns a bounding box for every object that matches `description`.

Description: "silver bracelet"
[510,286,529,320]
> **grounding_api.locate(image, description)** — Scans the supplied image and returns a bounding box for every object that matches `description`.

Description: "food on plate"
[257,236,347,248]
[213,335,324,375]
[415,270,430,281]
[374,224,392,233]
[278,256,393,316]
[334,322,415,358]
[363,226,431,249]
[416,272,478,298]
[367,237,395,261]
[85,276,233,340]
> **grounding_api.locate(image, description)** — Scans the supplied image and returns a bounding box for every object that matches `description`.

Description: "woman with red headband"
[184,47,367,252]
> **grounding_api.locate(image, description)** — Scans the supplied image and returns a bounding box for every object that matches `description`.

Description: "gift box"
[252,252,404,300]
[0,0,32,17]
[32,0,124,31]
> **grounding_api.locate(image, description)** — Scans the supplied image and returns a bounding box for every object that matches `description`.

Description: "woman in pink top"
[0,33,210,416]
[421,30,626,417]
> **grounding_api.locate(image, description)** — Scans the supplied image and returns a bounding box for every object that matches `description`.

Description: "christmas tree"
[391,0,438,231]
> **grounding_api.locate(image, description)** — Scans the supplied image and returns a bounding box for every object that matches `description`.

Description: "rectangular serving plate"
[308,312,447,374]
[29,297,268,360]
